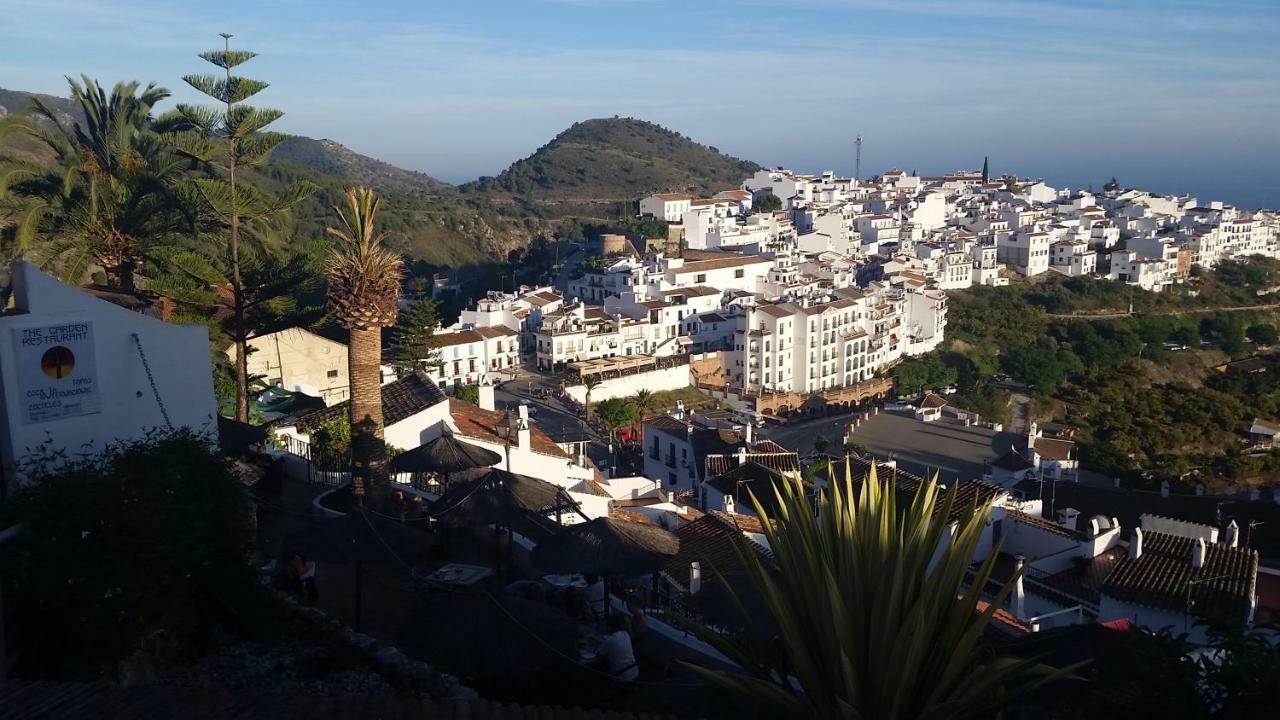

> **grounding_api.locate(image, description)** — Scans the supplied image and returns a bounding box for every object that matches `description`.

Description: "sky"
[3,0,1278,207]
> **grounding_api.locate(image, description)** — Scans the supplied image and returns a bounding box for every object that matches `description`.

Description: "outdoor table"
[426,563,494,588]
[543,573,588,589]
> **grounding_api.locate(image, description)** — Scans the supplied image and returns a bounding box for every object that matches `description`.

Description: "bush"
[1,430,275,680]
[453,384,480,405]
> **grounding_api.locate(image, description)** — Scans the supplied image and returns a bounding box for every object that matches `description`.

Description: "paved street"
[763,410,1022,484]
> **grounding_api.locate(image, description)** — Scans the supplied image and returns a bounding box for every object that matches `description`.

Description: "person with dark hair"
[294,553,318,602]
[595,613,639,682]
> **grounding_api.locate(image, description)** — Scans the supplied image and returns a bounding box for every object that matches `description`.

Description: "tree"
[753,192,783,213]
[453,383,479,405]
[683,461,1066,717]
[582,376,601,421]
[1104,177,1120,192]
[167,33,314,423]
[0,77,186,289]
[1,430,275,680]
[391,298,442,375]
[629,388,658,420]
[812,434,829,454]
[595,397,636,448]
[1247,323,1278,346]
[325,187,403,500]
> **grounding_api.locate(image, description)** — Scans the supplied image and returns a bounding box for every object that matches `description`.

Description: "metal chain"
[131,333,173,430]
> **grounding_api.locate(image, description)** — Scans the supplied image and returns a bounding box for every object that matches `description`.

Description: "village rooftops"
[524,290,563,306]
[661,286,721,298]
[919,393,949,410]
[1033,436,1076,461]
[448,398,570,460]
[290,373,446,433]
[670,253,770,274]
[1101,530,1258,624]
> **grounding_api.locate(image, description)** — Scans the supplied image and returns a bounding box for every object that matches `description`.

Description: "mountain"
[0,87,526,266]
[270,136,451,194]
[462,117,762,215]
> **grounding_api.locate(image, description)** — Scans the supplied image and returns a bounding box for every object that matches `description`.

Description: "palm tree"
[683,459,1068,718]
[582,376,601,422]
[326,187,402,500]
[0,76,184,289]
[629,388,658,421]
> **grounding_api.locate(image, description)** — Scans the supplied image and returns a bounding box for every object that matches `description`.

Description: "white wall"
[0,262,216,481]
[565,365,690,403]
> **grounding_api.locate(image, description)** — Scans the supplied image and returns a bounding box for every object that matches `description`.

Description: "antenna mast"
[854,135,863,182]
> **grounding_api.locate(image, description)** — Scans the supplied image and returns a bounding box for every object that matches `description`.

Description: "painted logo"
[40,346,76,380]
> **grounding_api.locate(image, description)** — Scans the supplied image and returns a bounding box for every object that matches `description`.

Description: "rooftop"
[1101,531,1258,624]
[292,374,446,433]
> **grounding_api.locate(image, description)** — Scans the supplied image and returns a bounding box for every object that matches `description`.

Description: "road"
[553,241,589,291]
[1046,301,1280,321]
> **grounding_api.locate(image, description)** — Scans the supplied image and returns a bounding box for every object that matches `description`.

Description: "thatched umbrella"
[531,516,679,575]
[431,468,578,525]
[390,432,501,476]
[531,515,679,619]
[285,509,429,630]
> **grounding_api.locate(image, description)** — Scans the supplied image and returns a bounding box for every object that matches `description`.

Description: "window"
[696,273,707,283]
[735,269,745,278]
[327,369,339,379]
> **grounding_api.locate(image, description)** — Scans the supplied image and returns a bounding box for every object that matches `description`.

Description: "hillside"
[270,136,451,194]
[462,117,761,214]
[0,87,528,266]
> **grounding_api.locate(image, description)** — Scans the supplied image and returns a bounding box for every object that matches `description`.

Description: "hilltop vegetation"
[464,117,760,214]
[894,260,1280,490]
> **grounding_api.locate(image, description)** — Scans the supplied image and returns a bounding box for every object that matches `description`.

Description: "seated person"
[584,573,606,619]
[594,613,639,682]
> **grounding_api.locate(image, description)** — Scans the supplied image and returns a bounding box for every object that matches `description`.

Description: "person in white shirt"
[584,573,606,619]
[595,613,639,682]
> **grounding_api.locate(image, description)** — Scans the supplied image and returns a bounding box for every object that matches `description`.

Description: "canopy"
[431,468,579,526]
[390,432,501,474]
[531,515,680,575]
[284,508,429,564]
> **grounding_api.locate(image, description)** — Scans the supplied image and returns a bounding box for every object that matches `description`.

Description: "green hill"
[462,117,761,216]
[0,88,524,266]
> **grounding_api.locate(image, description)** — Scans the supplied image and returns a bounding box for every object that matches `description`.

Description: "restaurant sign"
[12,320,101,424]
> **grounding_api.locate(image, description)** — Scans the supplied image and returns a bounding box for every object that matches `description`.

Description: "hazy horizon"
[4,0,1277,208]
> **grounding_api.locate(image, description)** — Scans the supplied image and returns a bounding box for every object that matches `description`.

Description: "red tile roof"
[448,399,569,459]
[1101,531,1258,624]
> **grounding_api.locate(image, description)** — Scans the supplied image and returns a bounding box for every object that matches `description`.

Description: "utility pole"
[854,135,863,182]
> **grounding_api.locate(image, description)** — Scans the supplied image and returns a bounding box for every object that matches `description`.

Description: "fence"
[278,434,350,486]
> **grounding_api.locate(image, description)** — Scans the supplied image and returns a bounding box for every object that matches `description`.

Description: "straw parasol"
[390,432,501,475]
[431,468,578,526]
[531,515,680,575]
[285,509,429,630]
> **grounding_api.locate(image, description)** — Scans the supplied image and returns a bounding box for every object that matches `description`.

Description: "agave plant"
[681,458,1070,719]
[326,186,402,498]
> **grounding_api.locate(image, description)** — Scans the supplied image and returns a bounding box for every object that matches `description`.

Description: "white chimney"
[724,494,736,515]
[1191,537,1207,569]
[477,380,495,411]
[743,420,753,446]
[1012,556,1027,621]
[689,561,702,595]
[737,446,749,465]
[516,404,531,449]
[1089,517,1100,537]
[1130,527,1143,559]
[1224,520,1239,548]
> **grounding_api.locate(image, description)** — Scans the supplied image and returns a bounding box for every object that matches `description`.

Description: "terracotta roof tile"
[1101,531,1258,624]
[448,399,569,459]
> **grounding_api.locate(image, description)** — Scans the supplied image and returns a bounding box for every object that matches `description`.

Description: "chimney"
[478,380,496,411]
[724,494,736,515]
[689,561,702,595]
[1013,555,1027,621]
[743,420,754,446]
[1130,527,1143,559]
[1191,537,1207,569]
[737,446,749,465]
[516,404,531,449]
[1224,520,1239,548]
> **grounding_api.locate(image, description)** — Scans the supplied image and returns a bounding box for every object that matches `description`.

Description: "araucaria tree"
[390,298,442,376]
[167,33,312,422]
[685,459,1066,718]
[326,187,402,500]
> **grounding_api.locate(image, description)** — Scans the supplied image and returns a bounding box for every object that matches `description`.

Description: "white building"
[0,262,217,482]
[639,193,692,222]
[423,325,521,388]
[999,230,1052,276]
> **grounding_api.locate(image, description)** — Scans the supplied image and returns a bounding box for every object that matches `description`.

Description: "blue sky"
[3,1,1278,206]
